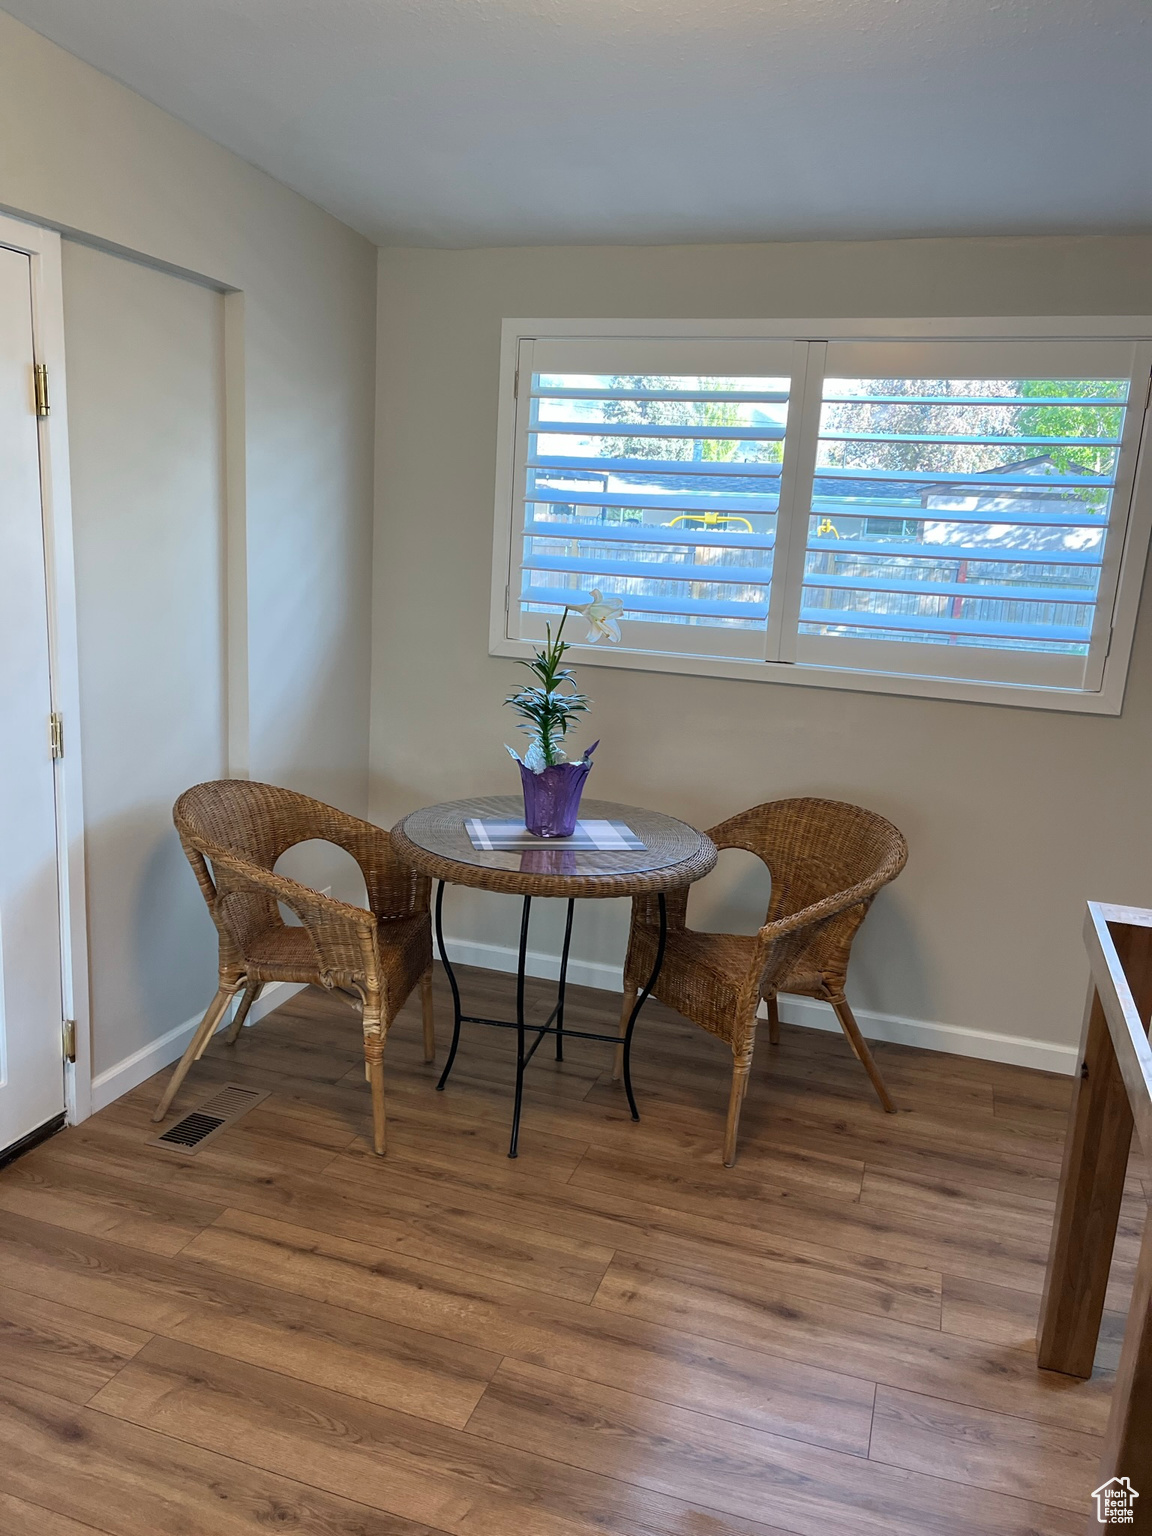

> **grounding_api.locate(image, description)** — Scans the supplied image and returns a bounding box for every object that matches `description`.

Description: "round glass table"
[391,795,716,1156]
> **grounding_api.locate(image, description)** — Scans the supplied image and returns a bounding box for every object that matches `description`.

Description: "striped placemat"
[465,818,647,852]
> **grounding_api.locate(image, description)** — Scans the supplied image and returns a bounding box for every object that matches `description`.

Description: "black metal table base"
[433,882,667,1157]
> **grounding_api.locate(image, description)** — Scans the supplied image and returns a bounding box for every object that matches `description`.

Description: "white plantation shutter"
[511,337,796,660]
[495,325,1152,708]
[787,339,1151,691]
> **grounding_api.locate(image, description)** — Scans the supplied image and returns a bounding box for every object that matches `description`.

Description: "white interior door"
[0,241,65,1152]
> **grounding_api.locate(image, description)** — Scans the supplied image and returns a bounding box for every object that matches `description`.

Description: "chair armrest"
[748,868,888,1000]
[208,844,380,991]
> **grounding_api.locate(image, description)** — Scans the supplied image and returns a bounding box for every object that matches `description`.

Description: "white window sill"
[488,633,1127,714]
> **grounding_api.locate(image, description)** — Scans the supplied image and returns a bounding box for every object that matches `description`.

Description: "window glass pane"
[802,377,1129,654]
[521,373,788,633]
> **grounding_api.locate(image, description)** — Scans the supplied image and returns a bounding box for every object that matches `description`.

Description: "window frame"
[490,317,1152,715]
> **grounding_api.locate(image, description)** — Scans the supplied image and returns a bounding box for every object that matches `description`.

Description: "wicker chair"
[152,780,435,1155]
[615,798,907,1166]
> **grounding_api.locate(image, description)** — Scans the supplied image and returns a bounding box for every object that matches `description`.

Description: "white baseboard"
[441,935,624,995]
[88,979,307,1113]
[441,934,1078,1077]
[762,994,1077,1076]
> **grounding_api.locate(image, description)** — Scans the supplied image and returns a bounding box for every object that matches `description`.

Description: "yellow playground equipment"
[665,511,754,533]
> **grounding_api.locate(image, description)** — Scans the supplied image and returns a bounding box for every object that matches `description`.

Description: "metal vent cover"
[151,1083,270,1154]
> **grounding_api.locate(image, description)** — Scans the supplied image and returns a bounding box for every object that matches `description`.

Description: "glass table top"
[393,795,716,895]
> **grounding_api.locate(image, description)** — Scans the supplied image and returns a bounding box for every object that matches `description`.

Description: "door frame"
[0,211,91,1126]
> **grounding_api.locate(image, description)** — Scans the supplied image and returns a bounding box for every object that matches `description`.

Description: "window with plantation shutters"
[492,324,1152,713]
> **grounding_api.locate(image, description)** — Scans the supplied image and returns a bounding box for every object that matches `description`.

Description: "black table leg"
[555,898,575,1062]
[432,881,662,1152]
[434,880,463,1092]
[508,895,533,1158]
[620,893,667,1121]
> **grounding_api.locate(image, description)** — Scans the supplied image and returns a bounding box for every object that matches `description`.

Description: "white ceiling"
[5,0,1151,248]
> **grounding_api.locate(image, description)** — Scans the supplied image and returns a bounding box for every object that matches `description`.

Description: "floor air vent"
[151,1084,270,1154]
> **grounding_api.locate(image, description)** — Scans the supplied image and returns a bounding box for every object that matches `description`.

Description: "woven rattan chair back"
[174,780,430,976]
[619,796,906,1165]
[153,780,435,1155]
[713,797,907,1001]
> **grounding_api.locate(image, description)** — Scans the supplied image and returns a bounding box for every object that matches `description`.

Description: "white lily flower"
[570,588,623,644]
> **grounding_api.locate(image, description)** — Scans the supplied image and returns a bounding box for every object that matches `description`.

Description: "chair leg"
[224,978,262,1045]
[832,996,896,1114]
[364,1026,387,1156]
[420,968,436,1063]
[723,1058,752,1168]
[612,984,637,1082]
[151,983,237,1122]
[766,995,781,1046]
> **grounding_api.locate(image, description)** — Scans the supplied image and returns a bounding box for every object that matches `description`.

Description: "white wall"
[0,12,377,1092]
[372,236,1152,1070]
[62,246,227,1078]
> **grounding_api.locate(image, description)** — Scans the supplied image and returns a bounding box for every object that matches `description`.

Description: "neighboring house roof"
[920,455,1093,508]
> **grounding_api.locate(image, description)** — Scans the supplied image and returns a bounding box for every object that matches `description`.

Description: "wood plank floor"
[0,964,1143,1536]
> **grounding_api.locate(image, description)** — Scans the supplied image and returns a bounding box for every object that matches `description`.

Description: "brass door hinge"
[49,712,64,759]
[34,362,49,417]
[62,1019,76,1064]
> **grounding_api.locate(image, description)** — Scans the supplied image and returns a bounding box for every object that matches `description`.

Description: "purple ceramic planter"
[518,759,592,837]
